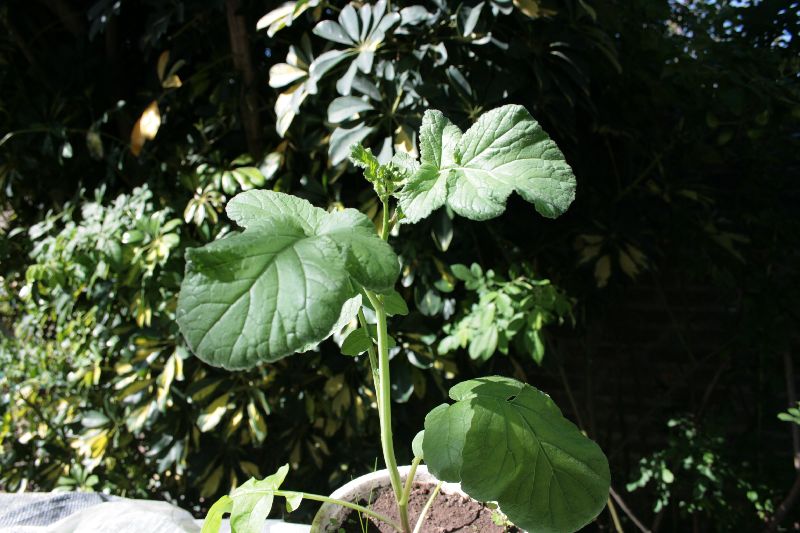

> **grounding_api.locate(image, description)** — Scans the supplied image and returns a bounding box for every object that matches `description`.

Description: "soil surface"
[337,483,520,532]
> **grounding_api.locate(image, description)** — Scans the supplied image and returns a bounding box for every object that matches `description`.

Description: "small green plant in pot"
[178,105,610,533]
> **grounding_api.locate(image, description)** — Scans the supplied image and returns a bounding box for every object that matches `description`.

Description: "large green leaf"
[422,376,610,533]
[397,105,576,223]
[177,191,399,370]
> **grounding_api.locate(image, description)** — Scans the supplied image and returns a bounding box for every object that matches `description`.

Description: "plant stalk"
[366,198,410,532]
[380,200,391,240]
[366,289,409,532]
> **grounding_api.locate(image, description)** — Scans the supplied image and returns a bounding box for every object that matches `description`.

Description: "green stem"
[365,289,408,532]
[380,199,391,241]
[367,198,409,531]
[273,490,403,532]
[357,308,381,408]
[411,481,442,533]
[398,456,422,524]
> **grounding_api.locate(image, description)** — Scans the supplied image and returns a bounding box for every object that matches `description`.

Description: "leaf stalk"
[398,456,422,526]
[357,307,381,408]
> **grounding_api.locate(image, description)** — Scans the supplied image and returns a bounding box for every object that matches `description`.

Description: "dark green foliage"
[626,418,776,528]
[439,262,574,363]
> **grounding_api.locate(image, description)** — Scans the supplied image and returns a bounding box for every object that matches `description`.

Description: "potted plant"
[178,105,610,533]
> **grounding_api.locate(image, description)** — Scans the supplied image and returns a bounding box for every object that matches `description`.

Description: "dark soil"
[337,483,521,532]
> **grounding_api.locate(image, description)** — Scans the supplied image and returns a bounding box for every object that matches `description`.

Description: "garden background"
[1,0,799,530]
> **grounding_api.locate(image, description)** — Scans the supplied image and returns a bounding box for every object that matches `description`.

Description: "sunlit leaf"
[177,191,399,369]
[397,106,576,223]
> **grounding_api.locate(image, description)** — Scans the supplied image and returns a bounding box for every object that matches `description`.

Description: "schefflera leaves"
[177,190,399,370]
[421,376,610,533]
[397,105,576,223]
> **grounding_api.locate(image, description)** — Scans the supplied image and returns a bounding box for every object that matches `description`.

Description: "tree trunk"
[225,0,263,158]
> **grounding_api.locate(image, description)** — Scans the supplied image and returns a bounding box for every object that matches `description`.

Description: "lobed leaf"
[177,191,399,370]
[397,105,576,223]
[225,189,323,231]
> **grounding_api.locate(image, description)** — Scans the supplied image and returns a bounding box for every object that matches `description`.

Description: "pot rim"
[309,465,464,532]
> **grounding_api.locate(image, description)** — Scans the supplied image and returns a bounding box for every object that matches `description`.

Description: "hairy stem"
[366,289,408,532]
[411,481,442,533]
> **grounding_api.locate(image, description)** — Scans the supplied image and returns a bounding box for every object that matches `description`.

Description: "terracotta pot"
[309,465,465,533]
